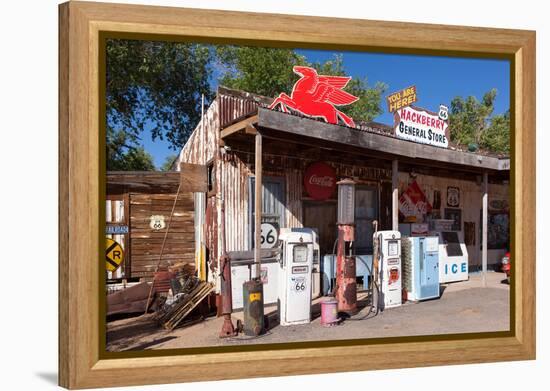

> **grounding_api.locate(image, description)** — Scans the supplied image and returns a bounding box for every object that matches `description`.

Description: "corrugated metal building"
[176,87,510,291]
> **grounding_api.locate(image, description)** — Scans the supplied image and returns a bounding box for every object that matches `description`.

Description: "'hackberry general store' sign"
[394,106,449,148]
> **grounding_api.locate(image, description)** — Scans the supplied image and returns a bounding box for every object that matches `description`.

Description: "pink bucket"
[321,298,339,327]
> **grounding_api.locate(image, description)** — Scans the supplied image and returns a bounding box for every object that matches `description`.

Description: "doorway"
[303,201,337,256]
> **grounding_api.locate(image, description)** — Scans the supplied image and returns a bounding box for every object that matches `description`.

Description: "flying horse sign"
[269,66,359,127]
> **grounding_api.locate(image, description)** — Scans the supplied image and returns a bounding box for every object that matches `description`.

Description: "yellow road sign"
[105,238,124,272]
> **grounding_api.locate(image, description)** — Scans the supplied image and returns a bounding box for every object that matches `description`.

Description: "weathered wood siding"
[129,193,195,279]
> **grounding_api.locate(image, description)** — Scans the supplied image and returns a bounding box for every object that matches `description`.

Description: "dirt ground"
[106,272,510,352]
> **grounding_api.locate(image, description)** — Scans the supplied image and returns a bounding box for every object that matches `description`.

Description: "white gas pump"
[375,230,402,309]
[278,229,314,326]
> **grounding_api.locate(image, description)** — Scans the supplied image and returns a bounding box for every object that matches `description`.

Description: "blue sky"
[142,49,510,168]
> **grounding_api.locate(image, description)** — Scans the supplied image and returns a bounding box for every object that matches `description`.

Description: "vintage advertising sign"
[394,106,449,148]
[269,66,359,127]
[386,85,417,113]
[303,162,337,200]
[399,180,432,221]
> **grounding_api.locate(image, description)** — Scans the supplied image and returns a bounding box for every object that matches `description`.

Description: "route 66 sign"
[447,186,460,207]
[149,215,166,231]
[438,104,449,121]
[260,222,279,249]
[291,276,307,292]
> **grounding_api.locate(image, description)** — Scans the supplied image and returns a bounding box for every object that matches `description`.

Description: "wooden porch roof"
[221,107,510,174]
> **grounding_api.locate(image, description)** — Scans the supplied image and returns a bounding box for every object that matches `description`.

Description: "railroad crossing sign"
[105,238,124,272]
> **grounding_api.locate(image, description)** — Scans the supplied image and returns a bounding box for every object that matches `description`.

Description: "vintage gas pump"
[335,179,358,315]
[278,229,314,326]
[375,230,402,309]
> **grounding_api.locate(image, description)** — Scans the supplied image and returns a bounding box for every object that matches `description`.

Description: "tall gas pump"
[335,179,358,315]
[375,230,402,309]
[278,229,314,326]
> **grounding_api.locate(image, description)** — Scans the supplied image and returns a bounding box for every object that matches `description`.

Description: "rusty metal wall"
[220,151,251,252]
[285,169,303,228]
[218,94,260,129]
[178,99,220,166]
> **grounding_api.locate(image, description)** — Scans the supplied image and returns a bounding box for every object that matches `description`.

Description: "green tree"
[106,127,156,171]
[217,49,387,123]
[107,39,214,150]
[311,55,387,122]
[160,154,179,171]
[216,46,307,97]
[449,89,497,146]
[480,110,510,154]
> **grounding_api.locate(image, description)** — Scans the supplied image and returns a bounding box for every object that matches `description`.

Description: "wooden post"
[254,132,262,279]
[482,172,488,287]
[392,159,399,231]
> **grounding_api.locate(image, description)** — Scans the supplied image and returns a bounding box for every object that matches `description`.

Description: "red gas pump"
[335,179,358,315]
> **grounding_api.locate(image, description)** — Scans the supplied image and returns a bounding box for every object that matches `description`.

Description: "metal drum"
[242,279,265,336]
[321,298,339,326]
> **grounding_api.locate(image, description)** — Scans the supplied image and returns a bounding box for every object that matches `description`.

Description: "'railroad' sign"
[105,238,124,272]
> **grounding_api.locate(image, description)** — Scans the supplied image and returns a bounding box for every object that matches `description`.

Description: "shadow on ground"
[35,372,57,386]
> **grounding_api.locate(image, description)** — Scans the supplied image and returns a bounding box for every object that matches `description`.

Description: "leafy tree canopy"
[106,127,156,171]
[480,110,510,154]
[311,55,388,123]
[160,154,179,171]
[107,39,214,150]
[215,46,308,97]
[449,89,509,154]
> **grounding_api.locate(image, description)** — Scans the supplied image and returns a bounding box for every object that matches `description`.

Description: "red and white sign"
[399,180,432,221]
[303,162,336,201]
[395,106,449,148]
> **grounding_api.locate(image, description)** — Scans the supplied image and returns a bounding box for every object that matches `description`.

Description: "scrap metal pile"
[154,267,214,331]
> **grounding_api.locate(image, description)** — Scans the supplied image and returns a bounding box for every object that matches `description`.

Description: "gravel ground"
[106,272,510,352]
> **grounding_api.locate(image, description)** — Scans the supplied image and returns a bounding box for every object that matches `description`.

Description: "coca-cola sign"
[304,162,336,200]
[398,180,432,222]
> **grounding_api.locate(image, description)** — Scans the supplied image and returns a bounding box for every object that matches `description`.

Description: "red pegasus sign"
[268,66,359,127]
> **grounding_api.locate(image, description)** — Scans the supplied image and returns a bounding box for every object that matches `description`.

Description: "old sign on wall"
[447,186,460,207]
[398,180,432,222]
[386,85,417,113]
[303,162,337,201]
[260,222,279,249]
[106,238,124,272]
[149,215,166,231]
[106,225,129,234]
[394,106,449,148]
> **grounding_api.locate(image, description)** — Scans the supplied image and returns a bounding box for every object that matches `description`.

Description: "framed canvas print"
[58,1,536,389]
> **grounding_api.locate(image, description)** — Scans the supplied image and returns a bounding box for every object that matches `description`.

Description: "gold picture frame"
[59,1,536,388]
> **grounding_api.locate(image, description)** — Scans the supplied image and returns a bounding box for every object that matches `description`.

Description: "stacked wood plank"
[155,279,214,331]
